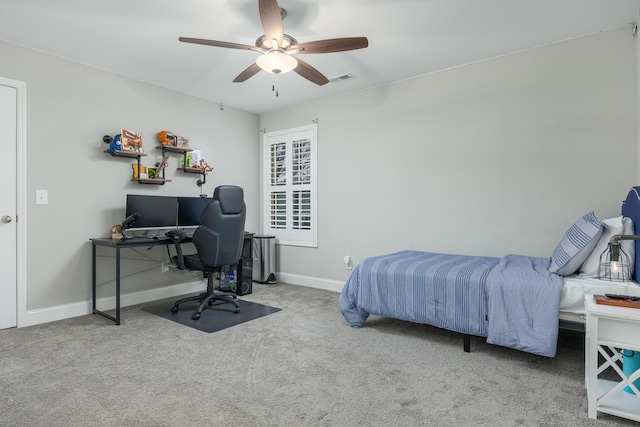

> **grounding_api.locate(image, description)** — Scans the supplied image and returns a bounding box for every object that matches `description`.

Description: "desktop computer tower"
[235,233,253,296]
[236,257,253,296]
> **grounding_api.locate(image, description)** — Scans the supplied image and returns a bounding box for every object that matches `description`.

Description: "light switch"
[36,190,48,205]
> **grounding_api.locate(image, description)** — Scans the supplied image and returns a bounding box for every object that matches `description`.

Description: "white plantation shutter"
[262,124,317,247]
[269,191,286,229]
[292,190,311,230]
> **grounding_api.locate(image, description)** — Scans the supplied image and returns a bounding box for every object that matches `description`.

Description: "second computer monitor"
[178,196,213,228]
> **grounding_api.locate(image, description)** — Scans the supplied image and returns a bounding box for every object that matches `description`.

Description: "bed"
[339,187,640,357]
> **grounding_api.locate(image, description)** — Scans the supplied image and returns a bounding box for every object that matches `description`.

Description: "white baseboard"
[25,281,203,327]
[24,273,344,327]
[277,272,343,293]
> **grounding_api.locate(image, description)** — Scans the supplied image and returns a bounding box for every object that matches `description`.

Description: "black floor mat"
[142,298,282,333]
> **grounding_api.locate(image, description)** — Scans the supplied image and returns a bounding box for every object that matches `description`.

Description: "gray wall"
[1,26,638,324]
[0,40,260,316]
[260,27,638,289]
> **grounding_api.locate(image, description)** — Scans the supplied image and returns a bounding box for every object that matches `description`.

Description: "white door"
[0,83,17,329]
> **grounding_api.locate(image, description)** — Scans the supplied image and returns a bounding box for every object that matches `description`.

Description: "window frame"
[261,124,317,247]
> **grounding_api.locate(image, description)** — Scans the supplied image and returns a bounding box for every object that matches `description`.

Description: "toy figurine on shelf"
[104,134,123,156]
[199,159,213,174]
[132,164,146,179]
[157,130,176,146]
[155,154,170,176]
[157,130,189,148]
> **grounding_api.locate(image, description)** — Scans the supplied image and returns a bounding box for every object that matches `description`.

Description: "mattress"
[560,275,640,314]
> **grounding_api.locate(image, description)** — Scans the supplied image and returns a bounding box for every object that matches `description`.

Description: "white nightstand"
[585,294,640,421]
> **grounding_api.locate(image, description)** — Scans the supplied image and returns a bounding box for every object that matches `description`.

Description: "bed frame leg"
[463,334,471,353]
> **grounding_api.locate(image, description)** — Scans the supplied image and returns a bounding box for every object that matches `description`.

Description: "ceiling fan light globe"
[256,51,298,74]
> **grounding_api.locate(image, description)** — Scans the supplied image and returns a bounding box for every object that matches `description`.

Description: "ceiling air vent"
[329,73,354,83]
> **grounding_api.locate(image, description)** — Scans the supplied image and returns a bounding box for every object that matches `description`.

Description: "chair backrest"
[192,185,246,270]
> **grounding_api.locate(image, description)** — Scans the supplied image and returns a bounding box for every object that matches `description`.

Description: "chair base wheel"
[172,291,240,320]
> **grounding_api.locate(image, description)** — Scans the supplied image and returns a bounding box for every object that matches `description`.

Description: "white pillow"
[579,216,635,278]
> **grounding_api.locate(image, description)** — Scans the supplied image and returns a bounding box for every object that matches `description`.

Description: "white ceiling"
[1,0,639,114]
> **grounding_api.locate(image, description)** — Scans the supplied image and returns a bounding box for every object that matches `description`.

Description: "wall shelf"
[178,167,208,175]
[104,149,169,185]
[104,150,147,159]
[157,145,192,154]
[104,141,208,186]
[131,177,171,185]
[157,145,208,185]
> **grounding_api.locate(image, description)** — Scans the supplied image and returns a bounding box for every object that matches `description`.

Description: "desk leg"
[115,247,121,325]
[92,243,97,314]
[92,243,121,325]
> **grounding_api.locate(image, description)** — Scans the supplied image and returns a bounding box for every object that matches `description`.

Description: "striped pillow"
[549,211,603,276]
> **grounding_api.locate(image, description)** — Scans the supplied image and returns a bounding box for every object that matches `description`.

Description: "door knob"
[1,215,12,223]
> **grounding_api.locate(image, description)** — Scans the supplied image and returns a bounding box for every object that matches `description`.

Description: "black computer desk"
[91,233,254,325]
[91,237,172,325]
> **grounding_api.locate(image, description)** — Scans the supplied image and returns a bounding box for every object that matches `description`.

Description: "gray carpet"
[142,298,282,333]
[0,283,637,426]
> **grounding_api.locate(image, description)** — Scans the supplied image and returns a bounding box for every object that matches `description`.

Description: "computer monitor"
[125,194,179,231]
[178,196,213,228]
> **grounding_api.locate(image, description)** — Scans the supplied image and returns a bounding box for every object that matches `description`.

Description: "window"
[262,124,317,247]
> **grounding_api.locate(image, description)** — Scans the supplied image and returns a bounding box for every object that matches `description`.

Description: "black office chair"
[167,185,246,320]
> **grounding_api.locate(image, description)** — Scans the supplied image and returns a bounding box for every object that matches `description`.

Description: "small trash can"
[253,235,277,284]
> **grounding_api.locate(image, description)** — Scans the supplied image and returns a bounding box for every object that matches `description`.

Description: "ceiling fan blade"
[293,58,329,86]
[290,37,369,54]
[233,63,262,83]
[179,37,262,53]
[259,0,284,48]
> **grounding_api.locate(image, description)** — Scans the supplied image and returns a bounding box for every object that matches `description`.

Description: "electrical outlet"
[36,189,48,205]
[161,262,169,273]
[344,255,353,270]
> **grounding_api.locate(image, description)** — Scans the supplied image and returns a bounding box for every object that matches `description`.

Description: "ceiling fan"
[179,0,368,88]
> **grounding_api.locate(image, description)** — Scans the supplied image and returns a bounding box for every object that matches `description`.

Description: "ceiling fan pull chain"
[272,74,279,97]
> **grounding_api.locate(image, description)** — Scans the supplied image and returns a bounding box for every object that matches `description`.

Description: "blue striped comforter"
[339,250,563,356]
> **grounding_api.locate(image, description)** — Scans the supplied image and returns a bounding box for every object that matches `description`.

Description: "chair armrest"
[166,229,187,270]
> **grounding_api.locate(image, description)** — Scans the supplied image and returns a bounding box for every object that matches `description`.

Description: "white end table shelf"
[585,294,640,422]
